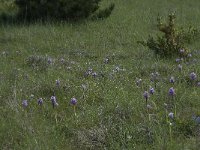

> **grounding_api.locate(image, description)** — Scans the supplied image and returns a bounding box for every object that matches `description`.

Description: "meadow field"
[1,0,200,149]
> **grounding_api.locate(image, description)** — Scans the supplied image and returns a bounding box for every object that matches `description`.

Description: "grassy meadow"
[1,0,200,149]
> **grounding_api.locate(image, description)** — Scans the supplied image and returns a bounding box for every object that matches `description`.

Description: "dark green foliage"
[139,13,200,58]
[14,0,114,21]
[91,3,115,20]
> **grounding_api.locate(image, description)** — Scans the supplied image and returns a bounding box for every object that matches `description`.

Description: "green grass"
[1,0,200,149]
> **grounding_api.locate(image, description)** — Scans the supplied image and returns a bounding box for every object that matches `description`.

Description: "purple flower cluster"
[169,76,175,83]
[149,87,155,95]
[136,78,142,87]
[168,87,175,96]
[22,100,28,107]
[51,96,58,108]
[176,58,183,63]
[187,53,192,57]
[150,72,160,82]
[70,98,77,105]
[84,68,98,78]
[104,58,109,64]
[38,98,43,105]
[168,112,174,119]
[56,79,60,86]
[179,49,185,54]
[190,72,197,80]
[143,91,149,100]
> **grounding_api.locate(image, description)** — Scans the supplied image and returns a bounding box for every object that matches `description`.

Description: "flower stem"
[74,106,77,116]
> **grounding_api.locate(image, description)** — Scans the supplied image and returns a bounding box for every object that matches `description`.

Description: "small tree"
[139,13,199,58]
[14,0,114,21]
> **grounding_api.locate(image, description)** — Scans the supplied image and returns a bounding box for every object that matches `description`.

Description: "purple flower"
[176,58,183,63]
[143,91,149,100]
[176,58,181,62]
[51,96,58,108]
[190,72,197,80]
[22,100,28,107]
[92,72,97,77]
[84,68,93,77]
[56,79,60,86]
[88,68,93,74]
[168,87,175,96]
[197,82,200,87]
[149,87,155,95]
[30,94,34,99]
[188,53,192,57]
[47,58,53,64]
[150,72,160,82]
[136,79,142,86]
[169,76,175,83]
[104,58,109,64]
[115,66,120,72]
[38,98,43,105]
[147,104,153,109]
[168,112,174,119]
[70,98,77,105]
[179,49,185,53]
[192,115,200,124]
[60,58,65,63]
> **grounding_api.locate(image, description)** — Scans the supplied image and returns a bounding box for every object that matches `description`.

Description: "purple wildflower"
[51,96,58,108]
[115,66,120,72]
[188,53,192,57]
[150,72,160,82]
[30,94,34,98]
[47,58,53,64]
[192,115,200,124]
[176,58,183,63]
[60,58,65,63]
[190,72,197,80]
[176,58,181,63]
[180,49,185,54]
[136,79,142,86]
[147,104,153,109]
[168,87,175,96]
[84,71,90,77]
[168,112,174,119]
[92,72,97,77]
[84,68,93,77]
[56,79,60,86]
[197,82,200,87]
[169,76,175,83]
[38,98,43,105]
[143,91,149,100]
[22,100,28,107]
[88,68,93,74]
[149,87,155,95]
[104,58,109,64]
[70,98,77,105]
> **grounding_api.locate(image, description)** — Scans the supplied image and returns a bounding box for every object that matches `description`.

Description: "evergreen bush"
[139,13,200,58]
[14,0,114,21]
